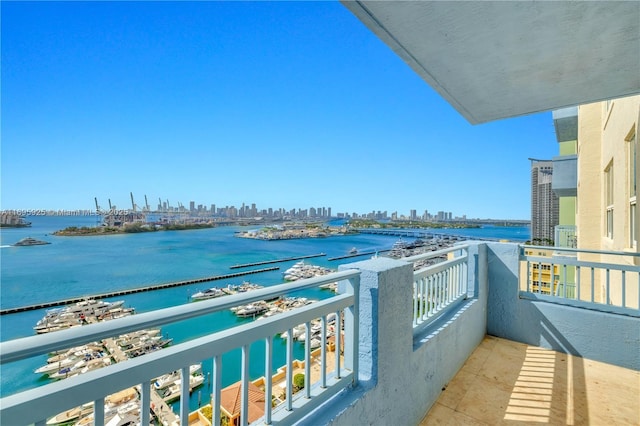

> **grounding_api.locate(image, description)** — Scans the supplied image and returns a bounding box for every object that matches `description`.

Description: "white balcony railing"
[554,225,577,248]
[520,245,640,314]
[0,270,360,426]
[405,245,469,332]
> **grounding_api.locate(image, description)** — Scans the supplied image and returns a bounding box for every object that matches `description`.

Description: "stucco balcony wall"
[300,243,488,426]
[299,242,639,426]
[486,243,640,371]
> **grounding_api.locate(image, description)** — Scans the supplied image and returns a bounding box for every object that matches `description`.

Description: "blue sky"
[1,1,558,220]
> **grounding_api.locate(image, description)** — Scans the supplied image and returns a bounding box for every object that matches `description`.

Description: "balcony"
[552,107,578,143]
[555,225,577,249]
[420,335,640,425]
[1,242,638,425]
[552,154,578,197]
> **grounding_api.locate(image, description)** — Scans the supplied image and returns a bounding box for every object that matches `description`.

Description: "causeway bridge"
[354,228,472,240]
[354,228,506,242]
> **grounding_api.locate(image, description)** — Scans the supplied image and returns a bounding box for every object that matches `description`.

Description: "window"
[605,162,614,239]
[629,130,637,248]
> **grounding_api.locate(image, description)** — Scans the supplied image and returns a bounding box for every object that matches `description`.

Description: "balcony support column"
[338,257,413,385]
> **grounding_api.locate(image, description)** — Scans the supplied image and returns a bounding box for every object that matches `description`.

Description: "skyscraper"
[530,159,559,244]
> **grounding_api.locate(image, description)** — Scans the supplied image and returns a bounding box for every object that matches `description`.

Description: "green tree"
[293,373,305,391]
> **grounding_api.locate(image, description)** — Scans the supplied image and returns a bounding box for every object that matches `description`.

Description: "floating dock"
[229,253,326,269]
[0,267,279,315]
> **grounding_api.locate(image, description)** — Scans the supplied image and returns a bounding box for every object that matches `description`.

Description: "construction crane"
[144,195,150,212]
[130,192,137,212]
[94,197,102,214]
[108,199,113,211]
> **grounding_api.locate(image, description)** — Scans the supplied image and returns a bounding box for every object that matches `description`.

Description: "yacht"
[191,287,225,301]
[13,237,50,246]
[235,302,268,318]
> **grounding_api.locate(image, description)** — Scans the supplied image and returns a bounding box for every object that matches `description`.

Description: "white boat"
[282,262,333,281]
[35,358,76,375]
[49,357,112,380]
[191,287,225,301]
[310,338,322,349]
[153,364,202,389]
[159,373,205,403]
[349,247,358,254]
[46,403,93,425]
[281,324,306,340]
[46,407,84,425]
[235,302,268,317]
[74,388,140,426]
[34,300,127,333]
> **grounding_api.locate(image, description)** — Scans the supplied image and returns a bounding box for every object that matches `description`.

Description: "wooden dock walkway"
[102,337,130,363]
[150,386,179,425]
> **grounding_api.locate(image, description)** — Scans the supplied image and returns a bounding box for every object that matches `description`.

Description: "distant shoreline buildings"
[0,205,530,227]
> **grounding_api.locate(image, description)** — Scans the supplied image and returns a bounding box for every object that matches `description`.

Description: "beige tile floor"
[420,336,640,425]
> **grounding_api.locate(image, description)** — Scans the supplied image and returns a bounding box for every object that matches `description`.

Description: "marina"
[31,297,204,425]
[0,266,279,315]
[0,215,530,416]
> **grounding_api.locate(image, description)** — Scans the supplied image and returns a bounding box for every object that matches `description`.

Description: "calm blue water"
[0,216,529,410]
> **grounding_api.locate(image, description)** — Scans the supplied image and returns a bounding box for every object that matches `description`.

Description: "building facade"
[552,95,639,306]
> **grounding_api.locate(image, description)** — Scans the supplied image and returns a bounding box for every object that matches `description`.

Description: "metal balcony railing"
[520,245,640,314]
[404,245,469,332]
[0,270,360,426]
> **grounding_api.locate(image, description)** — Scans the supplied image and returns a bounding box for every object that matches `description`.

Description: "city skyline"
[1,2,558,220]
[1,197,527,223]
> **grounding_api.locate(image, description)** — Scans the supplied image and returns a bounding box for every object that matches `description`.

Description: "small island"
[236,223,356,240]
[54,222,216,236]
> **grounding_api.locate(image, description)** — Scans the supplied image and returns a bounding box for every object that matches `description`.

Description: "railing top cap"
[521,244,640,257]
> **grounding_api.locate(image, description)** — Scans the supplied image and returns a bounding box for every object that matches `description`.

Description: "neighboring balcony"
[555,224,577,249]
[552,154,578,197]
[1,242,638,426]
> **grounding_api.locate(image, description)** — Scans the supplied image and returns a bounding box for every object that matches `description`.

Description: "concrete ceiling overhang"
[341,1,640,124]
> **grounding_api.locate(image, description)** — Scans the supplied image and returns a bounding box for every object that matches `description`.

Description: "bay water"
[0,216,529,412]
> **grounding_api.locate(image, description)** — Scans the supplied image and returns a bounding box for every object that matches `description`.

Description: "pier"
[0,267,279,315]
[229,253,326,269]
[150,387,179,426]
[327,250,384,261]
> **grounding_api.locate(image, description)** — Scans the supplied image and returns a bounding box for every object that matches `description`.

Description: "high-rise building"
[530,159,559,244]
